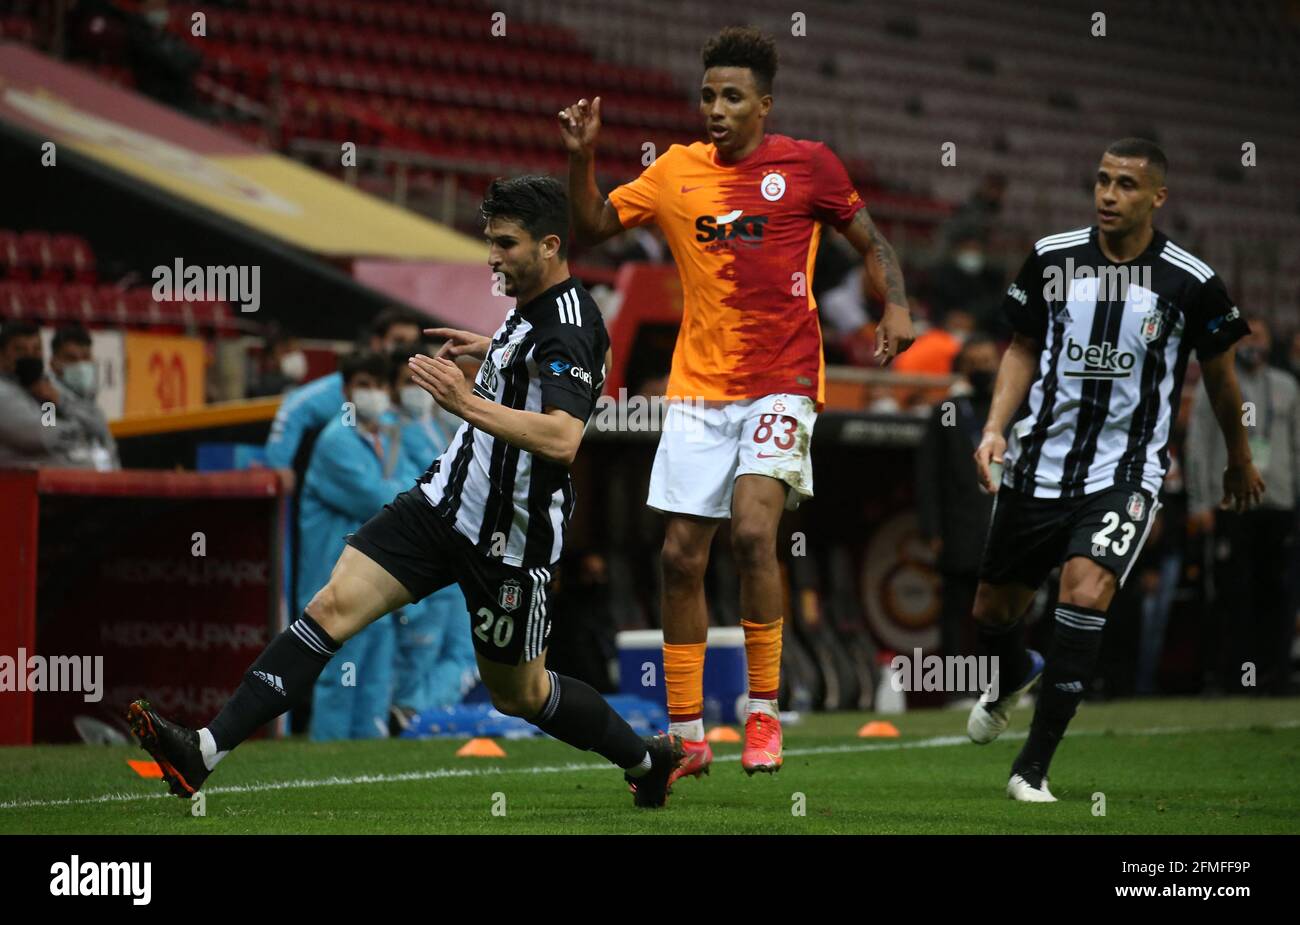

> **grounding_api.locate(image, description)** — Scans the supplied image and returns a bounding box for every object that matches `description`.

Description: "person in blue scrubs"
[300,351,409,740]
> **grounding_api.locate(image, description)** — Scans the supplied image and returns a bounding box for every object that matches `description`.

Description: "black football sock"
[530,671,649,772]
[206,612,340,753]
[977,617,1032,700]
[1013,605,1106,777]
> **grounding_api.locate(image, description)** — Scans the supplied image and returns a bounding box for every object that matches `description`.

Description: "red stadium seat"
[23,281,61,323]
[55,284,98,324]
[49,235,97,283]
[0,230,19,279]
[94,286,130,326]
[0,280,25,319]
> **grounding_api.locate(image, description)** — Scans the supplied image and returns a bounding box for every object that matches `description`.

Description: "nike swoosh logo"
[755,452,786,459]
[680,184,704,193]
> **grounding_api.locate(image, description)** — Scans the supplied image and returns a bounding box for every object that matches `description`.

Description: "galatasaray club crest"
[498,580,523,612]
[1126,492,1146,521]
[1140,307,1164,343]
[760,172,787,202]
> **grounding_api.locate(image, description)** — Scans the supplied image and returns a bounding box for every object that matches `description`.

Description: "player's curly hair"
[480,175,569,258]
[701,26,778,96]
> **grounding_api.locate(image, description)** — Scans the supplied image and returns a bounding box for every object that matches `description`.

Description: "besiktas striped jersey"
[1001,225,1249,499]
[419,277,609,568]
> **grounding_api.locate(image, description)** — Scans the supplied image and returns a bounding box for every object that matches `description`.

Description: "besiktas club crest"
[1126,492,1146,521]
[1140,307,1164,343]
[498,579,523,612]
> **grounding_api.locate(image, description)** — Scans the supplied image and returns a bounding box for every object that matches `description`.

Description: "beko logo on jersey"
[695,209,768,244]
[1063,337,1137,379]
[548,360,592,385]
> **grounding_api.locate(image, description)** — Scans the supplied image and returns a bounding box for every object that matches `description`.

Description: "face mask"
[399,384,434,417]
[351,388,391,422]
[954,251,985,274]
[967,369,996,395]
[60,361,98,398]
[279,350,308,382]
[15,356,44,388]
[1236,346,1263,369]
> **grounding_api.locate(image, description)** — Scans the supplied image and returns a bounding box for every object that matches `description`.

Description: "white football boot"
[1007,771,1057,802]
[967,649,1045,744]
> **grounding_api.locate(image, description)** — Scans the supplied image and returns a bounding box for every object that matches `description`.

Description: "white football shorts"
[646,393,817,519]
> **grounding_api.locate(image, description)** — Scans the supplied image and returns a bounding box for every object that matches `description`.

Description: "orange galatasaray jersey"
[608,133,865,406]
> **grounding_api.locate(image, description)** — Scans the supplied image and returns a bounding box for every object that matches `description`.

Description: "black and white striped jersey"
[418,277,609,568]
[1001,225,1249,499]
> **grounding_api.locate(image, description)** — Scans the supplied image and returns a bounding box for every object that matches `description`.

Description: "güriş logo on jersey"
[695,209,768,243]
[548,359,593,385]
[1063,337,1136,379]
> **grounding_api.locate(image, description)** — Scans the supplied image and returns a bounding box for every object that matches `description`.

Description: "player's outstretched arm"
[841,208,915,364]
[973,332,1040,493]
[558,96,625,246]
[407,354,585,465]
[1198,347,1266,512]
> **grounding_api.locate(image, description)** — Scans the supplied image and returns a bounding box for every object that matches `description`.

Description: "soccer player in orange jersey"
[560,27,914,782]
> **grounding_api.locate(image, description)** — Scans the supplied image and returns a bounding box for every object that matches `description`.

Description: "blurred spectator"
[1186,319,1299,695]
[302,351,407,740]
[247,328,308,398]
[921,230,1007,335]
[0,321,75,468]
[610,225,671,264]
[943,173,1006,245]
[892,308,975,376]
[915,333,1000,673]
[267,308,424,647]
[1285,328,1300,383]
[387,346,476,732]
[545,550,618,693]
[814,232,869,336]
[264,307,423,469]
[66,0,202,113]
[48,324,119,471]
[1134,438,1186,695]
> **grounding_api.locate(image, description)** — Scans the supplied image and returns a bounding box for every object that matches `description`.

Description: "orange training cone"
[128,759,163,778]
[705,726,741,743]
[456,737,507,757]
[857,720,900,738]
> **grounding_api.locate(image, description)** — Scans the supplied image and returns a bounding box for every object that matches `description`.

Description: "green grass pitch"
[2,698,1297,834]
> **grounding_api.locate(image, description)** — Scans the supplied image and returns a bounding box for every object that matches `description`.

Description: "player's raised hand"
[1220,460,1265,513]
[557,96,602,154]
[974,431,1006,495]
[874,302,915,366]
[409,354,472,417]
[424,327,490,361]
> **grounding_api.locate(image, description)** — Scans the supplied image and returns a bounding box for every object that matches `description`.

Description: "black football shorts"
[979,482,1160,590]
[346,487,553,665]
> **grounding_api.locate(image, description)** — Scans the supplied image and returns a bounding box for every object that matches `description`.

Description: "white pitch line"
[1,719,1296,812]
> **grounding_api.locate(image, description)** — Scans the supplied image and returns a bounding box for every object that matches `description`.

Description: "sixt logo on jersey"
[1063,337,1137,379]
[695,209,768,244]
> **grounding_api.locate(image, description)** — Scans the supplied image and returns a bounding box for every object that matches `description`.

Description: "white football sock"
[746,698,779,720]
[198,727,229,771]
[623,750,653,777]
[669,719,704,742]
